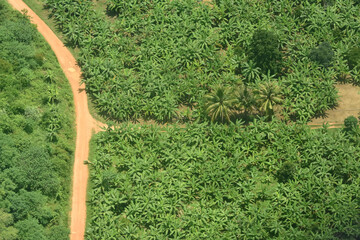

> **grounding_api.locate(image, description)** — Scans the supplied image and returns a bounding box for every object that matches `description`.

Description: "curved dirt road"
[7,1,104,239]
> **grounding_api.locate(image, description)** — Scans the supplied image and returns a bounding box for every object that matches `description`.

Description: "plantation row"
[42,0,360,122]
[0,1,74,239]
[87,121,360,239]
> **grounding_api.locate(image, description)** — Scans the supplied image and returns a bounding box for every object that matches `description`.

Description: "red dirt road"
[7,1,103,239]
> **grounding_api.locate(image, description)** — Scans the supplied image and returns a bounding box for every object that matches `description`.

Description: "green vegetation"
[87,121,360,239]
[38,0,360,123]
[0,1,74,239]
[344,115,358,130]
[23,0,360,239]
[203,81,283,123]
[253,81,283,117]
[248,30,283,75]
[309,42,334,68]
[346,47,360,70]
[204,85,236,123]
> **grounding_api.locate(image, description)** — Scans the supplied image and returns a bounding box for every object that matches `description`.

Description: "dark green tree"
[309,42,334,67]
[9,190,54,226]
[249,30,283,75]
[47,226,70,240]
[14,218,46,240]
[10,146,60,197]
[344,116,358,130]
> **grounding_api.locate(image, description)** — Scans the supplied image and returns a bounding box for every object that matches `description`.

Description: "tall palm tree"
[205,86,237,123]
[235,84,256,117]
[254,81,283,117]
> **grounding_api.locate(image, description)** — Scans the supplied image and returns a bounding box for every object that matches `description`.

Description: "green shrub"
[0,58,13,73]
[309,42,334,67]
[321,0,335,7]
[344,116,358,130]
[277,161,296,182]
[249,30,283,75]
[34,52,45,66]
[345,47,360,70]
[14,218,46,240]
[0,209,18,240]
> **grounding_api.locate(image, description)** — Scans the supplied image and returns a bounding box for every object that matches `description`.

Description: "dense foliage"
[346,47,360,70]
[344,115,358,129]
[38,0,360,122]
[203,81,283,123]
[248,30,283,75]
[0,2,74,239]
[87,121,360,239]
[309,42,334,68]
[23,1,360,239]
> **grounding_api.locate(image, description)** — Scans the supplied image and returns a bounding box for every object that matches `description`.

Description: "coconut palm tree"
[254,81,283,117]
[204,85,237,123]
[234,84,256,117]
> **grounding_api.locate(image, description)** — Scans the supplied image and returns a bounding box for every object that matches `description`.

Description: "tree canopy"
[0,1,74,239]
[249,30,283,75]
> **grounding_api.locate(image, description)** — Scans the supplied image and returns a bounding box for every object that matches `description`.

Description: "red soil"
[7,1,104,239]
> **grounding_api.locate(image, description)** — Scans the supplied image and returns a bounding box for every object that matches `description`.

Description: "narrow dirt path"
[7,1,104,239]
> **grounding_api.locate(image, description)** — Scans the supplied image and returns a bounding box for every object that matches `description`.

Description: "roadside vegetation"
[0,1,74,239]
[22,0,360,239]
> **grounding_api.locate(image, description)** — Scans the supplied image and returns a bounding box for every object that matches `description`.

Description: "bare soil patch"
[309,83,360,127]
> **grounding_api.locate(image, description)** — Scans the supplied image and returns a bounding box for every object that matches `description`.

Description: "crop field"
[14,0,360,239]
[42,0,360,123]
[0,1,75,239]
[87,121,360,239]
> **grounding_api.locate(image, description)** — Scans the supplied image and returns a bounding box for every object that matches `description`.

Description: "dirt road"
[7,1,103,239]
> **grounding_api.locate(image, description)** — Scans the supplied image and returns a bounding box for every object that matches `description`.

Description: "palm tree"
[254,81,283,117]
[234,84,256,117]
[204,85,237,123]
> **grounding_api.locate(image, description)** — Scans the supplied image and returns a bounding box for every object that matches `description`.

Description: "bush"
[345,47,360,70]
[11,146,60,196]
[249,30,283,75]
[47,225,69,240]
[277,161,296,182]
[309,42,334,67]
[321,0,335,7]
[0,58,13,73]
[344,116,358,130]
[14,218,46,240]
[9,190,49,223]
